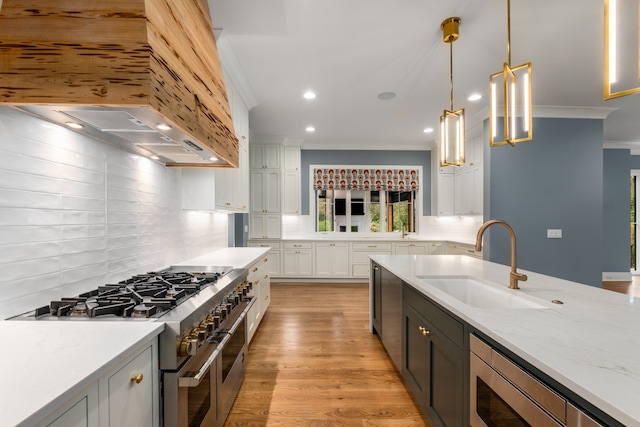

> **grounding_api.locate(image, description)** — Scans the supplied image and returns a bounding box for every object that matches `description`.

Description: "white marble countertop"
[175,247,270,269]
[251,235,477,245]
[370,254,640,426]
[0,321,164,427]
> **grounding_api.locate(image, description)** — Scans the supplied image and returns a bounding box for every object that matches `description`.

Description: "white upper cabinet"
[250,170,281,213]
[282,145,301,214]
[283,145,300,171]
[438,136,483,216]
[250,144,281,169]
[181,73,250,212]
[213,74,250,212]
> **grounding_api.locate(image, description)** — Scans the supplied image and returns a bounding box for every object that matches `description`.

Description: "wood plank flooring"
[225,282,428,427]
[603,276,640,297]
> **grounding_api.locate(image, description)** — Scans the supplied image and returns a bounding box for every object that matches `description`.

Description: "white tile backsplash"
[0,108,229,319]
[0,188,61,209]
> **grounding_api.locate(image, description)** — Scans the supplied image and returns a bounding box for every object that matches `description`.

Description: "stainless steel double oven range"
[10,265,255,427]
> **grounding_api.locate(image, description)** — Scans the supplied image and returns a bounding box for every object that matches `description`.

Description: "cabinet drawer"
[404,285,465,349]
[352,251,392,263]
[248,241,281,249]
[352,242,393,251]
[284,242,312,249]
[248,256,269,281]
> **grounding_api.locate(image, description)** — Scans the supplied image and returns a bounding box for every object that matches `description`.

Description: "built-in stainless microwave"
[469,334,603,427]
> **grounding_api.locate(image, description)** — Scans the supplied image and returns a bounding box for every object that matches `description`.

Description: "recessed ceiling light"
[424,127,434,133]
[303,91,316,100]
[377,91,396,100]
[156,123,172,131]
[306,126,315,132]
[209,156,218,161]
[65,122,84,129]
[468,93,482,101]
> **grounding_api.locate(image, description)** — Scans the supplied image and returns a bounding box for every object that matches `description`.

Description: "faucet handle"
[514,272,528,282]
[509,271,528,289]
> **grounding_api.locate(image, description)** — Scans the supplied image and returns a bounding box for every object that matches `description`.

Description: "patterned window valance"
[313,168,419,191]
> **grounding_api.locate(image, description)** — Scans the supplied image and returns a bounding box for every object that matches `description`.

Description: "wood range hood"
[0,0,238,167]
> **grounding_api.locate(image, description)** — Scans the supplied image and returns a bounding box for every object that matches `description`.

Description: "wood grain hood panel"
[0,0,239,167]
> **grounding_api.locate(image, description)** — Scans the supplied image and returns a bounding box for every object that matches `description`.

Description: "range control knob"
[199,320,214,334]
[177,337,198,357]
[192,328,206,342]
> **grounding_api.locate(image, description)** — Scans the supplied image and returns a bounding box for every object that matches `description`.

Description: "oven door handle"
[178,345,218,388]
[178,298,255,388]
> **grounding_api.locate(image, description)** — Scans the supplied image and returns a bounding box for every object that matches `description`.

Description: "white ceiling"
[208,0,640,151]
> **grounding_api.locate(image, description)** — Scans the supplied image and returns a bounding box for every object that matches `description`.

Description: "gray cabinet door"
[380,266,402,371]
[403,285,468,427]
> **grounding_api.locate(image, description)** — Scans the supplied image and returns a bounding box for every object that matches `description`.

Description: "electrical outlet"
[547,229,562,238]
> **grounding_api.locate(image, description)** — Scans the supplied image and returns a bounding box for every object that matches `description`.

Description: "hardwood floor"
[602,275,640,297]
[225,282,429,427]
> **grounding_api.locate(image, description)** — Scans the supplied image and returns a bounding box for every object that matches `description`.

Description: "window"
[387,191,416,233]
[315,190,418,234]
[313,167,421,235]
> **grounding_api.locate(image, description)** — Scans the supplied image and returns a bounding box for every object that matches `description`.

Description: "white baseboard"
[602,272,632,281]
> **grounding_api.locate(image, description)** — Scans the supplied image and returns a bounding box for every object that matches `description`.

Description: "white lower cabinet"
[44,384,99,427]
[266,239,468,278]
[283,242,313,276]
[247,241,282,276]
[38,340,158,427]
[427,241,446,254]
[247,253,271,343]
[447,242,482,259]
[315,242,350,277]
[99,345,155,427]
[395,242,429,255]
[352,242,393,278]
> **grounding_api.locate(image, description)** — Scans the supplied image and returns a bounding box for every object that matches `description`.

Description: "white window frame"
[309,164,423,236]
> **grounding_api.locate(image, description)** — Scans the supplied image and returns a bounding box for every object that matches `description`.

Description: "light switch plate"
[547,229,562,238]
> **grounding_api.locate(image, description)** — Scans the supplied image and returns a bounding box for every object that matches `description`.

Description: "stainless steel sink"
[416,275,551,309]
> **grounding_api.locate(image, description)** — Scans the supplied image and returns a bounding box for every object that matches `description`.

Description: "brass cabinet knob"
[418,326,430,337]
[130,373,144,384]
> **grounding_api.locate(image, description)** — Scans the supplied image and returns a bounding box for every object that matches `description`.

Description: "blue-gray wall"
[300,150,431,215]
[603,149,631,274]
[485,118,603,287]
[630,155,640,169]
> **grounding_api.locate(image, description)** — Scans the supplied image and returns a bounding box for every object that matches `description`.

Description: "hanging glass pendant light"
[489,0,532,147]
[605,0,640,99]
[439,17,465,167]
